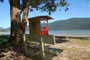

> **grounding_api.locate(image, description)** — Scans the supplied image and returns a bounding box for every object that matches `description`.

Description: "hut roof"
[28,16,53,21]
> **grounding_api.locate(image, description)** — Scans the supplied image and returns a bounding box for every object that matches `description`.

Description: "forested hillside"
[48,18,90,30]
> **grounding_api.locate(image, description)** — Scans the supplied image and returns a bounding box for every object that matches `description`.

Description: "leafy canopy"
[20,0,69,15]
[0,0,3,3]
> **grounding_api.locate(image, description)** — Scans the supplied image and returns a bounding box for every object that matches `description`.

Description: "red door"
[41,27,48,35]
[40,20,48,35]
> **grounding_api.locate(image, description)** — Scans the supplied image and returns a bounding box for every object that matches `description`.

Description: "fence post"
[40,36,45,60]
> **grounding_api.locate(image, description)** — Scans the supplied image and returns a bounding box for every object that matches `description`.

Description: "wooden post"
[66,37,69,40]
[40,36,45,60]
[23,34,28,54]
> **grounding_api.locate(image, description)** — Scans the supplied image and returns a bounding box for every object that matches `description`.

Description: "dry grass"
[69,38,90,47]
[51,38,90,60]
[0,35,90,60]
[28,38,90,60]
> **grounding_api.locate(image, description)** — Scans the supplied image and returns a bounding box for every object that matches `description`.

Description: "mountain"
[0,27,4,30]
[1,18,90,32]
[0,27,9,32]
[48,18,90,30]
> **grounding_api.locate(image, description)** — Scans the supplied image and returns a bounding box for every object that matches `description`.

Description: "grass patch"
[67,48,81,51]
[65,50,90,60]
[0,35,10,52]
[0,35,9,44]
[58,38,90,60]
[69,38,90,46]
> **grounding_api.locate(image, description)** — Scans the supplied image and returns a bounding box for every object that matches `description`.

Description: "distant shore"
[0,32,10,35]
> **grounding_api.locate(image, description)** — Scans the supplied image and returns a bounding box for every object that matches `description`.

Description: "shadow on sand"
[56,37,70,43]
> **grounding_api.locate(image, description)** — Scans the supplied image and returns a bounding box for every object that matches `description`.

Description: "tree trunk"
[21,0,29,43]
[9,0,21,47]
[21,0,29,53]
[22,0,29,33]
[9,0,29,48]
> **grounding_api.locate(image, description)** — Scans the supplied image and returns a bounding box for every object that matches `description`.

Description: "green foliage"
[0,0,3,3]
[0,35,9,44]
[0,35,11,53]
[27,0,69,15]
[16,0,69,15]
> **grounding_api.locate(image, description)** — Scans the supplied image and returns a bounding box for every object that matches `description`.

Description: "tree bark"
[9,0,21,47]
[22,0,29,33]
[9,0,29,48]
[21,0,29,53]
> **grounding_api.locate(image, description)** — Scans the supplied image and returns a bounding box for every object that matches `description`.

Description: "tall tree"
[0,0,89,48]
[0,0,69,47]
[8,0,69,47]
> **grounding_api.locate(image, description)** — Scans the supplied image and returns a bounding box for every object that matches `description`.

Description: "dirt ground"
[51,38,90,60]
[0,37,90,60]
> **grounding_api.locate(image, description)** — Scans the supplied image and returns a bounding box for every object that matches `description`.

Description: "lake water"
[0,30,90,37]
[0,32,10,35]
[49,30,90,37]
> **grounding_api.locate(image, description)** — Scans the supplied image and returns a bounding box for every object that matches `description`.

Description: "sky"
[0,0,90,28]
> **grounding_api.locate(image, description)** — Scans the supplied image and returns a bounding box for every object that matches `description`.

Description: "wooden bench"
[26,43,63,60]
[25,34,63,60]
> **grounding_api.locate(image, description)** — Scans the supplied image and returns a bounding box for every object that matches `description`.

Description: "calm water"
[49,30,90,37]
[0,32,10,35]
[0,30,90,37]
